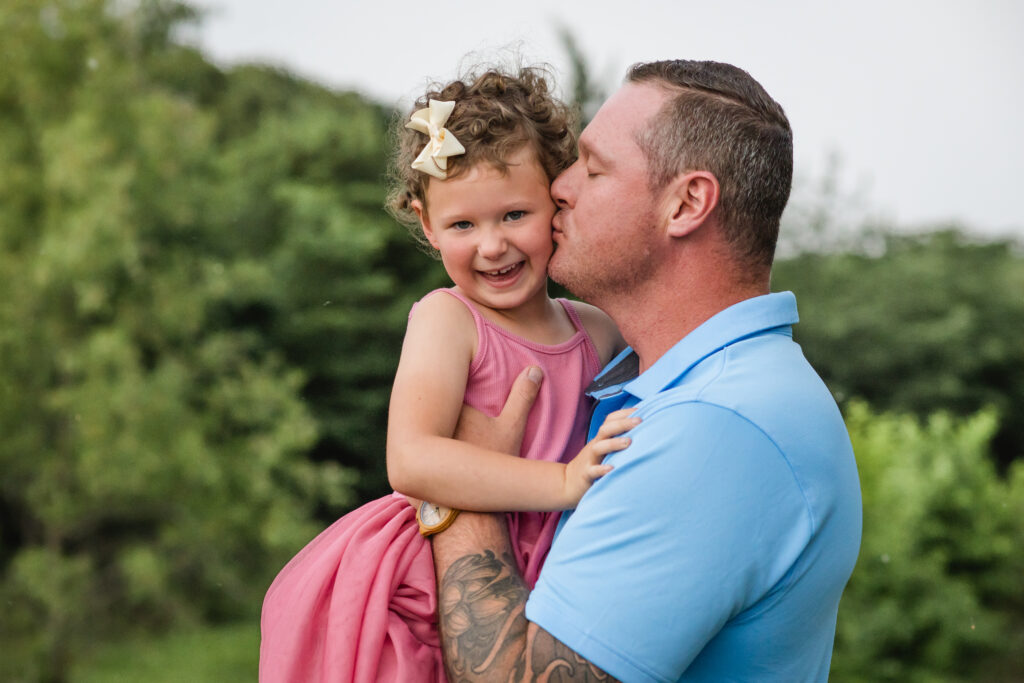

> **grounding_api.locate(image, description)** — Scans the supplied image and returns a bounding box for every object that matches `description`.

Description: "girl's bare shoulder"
[565,300,626,365]
[405,290,479,357]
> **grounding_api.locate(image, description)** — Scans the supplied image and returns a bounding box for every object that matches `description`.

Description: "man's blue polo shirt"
[525,292,862,683]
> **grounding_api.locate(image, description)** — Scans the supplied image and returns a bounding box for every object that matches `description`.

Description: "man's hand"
[405,366,542,512]
[454,365,543,456]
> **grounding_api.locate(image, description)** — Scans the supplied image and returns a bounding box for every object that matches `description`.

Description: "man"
[428,60,862,682]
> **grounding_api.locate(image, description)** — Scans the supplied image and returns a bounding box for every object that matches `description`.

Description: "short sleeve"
[525,401,812,683]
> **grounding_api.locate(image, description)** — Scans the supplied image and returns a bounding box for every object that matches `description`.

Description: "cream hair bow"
[406,99,466,179]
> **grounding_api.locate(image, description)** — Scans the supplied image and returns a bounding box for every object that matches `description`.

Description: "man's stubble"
[548,214,662,308]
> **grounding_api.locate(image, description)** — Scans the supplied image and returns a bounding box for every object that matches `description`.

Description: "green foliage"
[556,25,608,128]
[1,1,1022,681]
[0,0,447,678]
[774,230,1024,467]
[70,621,257,682]
[204,69,447,500]
[832,403,1024,682]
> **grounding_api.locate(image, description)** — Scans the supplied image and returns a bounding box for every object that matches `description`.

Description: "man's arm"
[432,512,618,682]
[437,367,618,682]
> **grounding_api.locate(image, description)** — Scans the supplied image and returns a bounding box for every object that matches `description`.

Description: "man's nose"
[550,162,576,209]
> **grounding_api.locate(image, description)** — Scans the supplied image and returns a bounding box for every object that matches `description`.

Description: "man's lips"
[552,211,566,236]
[552,212,563,229]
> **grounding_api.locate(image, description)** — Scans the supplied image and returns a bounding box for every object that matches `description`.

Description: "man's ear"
[411,199,440,250]
[662,171,720,238]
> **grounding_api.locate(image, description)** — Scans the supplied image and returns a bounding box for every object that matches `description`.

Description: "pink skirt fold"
[260,495,445,682]
[259,494,558,682]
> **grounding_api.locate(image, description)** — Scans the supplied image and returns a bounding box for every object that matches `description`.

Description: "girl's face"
[414,147,556,314]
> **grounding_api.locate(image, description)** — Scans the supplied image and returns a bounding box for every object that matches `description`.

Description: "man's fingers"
[500,365,543,425]
[453,404,492,448]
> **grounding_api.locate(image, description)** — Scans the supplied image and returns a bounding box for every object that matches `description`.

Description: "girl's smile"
[480,258,529,281]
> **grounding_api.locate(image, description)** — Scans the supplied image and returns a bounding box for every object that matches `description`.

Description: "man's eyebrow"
[579,139,611,167]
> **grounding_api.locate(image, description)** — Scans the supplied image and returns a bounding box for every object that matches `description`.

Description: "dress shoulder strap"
[557,298,588,335]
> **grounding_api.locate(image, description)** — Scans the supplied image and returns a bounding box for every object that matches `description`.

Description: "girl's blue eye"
[451,221,472,231]
[505,210,527,221]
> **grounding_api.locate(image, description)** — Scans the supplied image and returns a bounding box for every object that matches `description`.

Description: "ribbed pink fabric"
[259,289,600,682]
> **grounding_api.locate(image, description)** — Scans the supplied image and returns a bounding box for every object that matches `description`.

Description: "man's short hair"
[627,60,793,269]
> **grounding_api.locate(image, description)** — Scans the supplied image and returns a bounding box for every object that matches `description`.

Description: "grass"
[71,621,259,683]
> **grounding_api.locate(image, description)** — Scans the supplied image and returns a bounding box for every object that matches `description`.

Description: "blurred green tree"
[0,0,446,678]
[2,1,1022,681]
[832,403,1024,682]
[556,25,609,128]
[202,64,447,504]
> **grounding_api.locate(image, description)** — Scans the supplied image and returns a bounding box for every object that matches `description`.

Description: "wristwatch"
[417,501,459,537]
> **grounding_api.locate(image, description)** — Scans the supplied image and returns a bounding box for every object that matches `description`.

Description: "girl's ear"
[411,199,439,250]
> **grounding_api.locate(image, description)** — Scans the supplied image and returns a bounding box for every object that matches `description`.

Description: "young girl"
[259,66,633,682]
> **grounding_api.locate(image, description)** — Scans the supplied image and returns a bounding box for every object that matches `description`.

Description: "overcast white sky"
[191,0,1023,239]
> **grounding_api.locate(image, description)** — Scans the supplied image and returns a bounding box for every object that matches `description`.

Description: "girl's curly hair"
[386,66,577,255]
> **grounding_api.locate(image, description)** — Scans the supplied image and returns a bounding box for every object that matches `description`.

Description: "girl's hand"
[562,408,640,508]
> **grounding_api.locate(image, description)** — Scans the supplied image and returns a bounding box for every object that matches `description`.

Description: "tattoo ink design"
[439,550,528,678]
[438,550,619,682]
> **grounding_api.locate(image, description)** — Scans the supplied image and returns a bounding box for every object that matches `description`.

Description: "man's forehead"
[580,83,667,155]
[608,82,667,117]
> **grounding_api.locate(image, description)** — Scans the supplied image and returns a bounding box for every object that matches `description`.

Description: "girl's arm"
[386,293,633,512]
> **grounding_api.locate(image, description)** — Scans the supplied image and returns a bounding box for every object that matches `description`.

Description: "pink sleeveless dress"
[259,289,601,682]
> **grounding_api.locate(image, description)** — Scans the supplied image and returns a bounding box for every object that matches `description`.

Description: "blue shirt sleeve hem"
[526,592,671,683]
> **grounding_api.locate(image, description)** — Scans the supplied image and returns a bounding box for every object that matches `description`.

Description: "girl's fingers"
[587,464,614,480]
[602,407,637,422]
[594,417,641,440]
[586,437,631,458]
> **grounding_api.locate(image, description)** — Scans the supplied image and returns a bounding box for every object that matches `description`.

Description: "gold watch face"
[419,502,448,527]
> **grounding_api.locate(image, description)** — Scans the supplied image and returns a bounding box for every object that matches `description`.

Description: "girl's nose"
[477,227,508,259]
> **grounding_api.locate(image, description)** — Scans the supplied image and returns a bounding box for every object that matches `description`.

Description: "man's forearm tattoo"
[438,550,618,682]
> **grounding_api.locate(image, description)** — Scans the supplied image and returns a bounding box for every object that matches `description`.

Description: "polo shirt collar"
[587,292,799,400]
